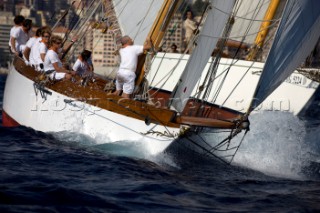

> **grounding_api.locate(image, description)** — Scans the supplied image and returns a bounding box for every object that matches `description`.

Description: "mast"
[246,0,280,61]
[134,0,182,90]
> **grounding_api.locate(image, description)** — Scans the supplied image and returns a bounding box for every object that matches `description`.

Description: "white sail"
[230,0,270,43]
[250,0,320,110]
[112,0,164,45]
[171,0,235,112]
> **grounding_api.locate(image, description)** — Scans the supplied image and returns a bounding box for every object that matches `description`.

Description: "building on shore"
[0,0,186,75]
[0,11,13,68]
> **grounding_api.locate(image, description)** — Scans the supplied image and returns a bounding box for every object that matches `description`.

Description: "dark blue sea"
[1,74,320,212]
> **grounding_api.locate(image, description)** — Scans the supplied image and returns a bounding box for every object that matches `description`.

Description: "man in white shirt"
[30,28,51,71]
[23,27,42,65]
[44,35,73,80]
[11,19,32,56]
[113,35,151,98]
[8,15,25,53]
[183,11,197,52]
[72,50,93,77]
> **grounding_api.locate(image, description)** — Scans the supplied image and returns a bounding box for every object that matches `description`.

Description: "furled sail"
[171,0,235,112]
[112,0,164,45]
[250,0,320,111]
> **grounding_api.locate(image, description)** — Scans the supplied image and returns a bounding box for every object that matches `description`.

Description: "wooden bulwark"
[13,56,244,130]
[13,57,179,128]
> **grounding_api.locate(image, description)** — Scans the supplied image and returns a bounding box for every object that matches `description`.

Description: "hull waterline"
[3,65,180,155]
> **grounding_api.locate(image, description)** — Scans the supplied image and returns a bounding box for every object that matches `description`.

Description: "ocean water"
[1,74,320,212]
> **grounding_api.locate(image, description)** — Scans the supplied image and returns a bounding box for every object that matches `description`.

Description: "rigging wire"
[170,0,275,158]
[52,1,76,31]
[145,1,194,95]
[190,18,278,101]
[219,22,280,106]
[133,0,156,41]
[62,0,85,45]
[208,0,272,105]
[47,1,260,163]
[197,6,237,107]
[177,132,235,165]
[65,0,104,61]
[148,0,279,102]
[220,32,277,107]
[213,0,278,22]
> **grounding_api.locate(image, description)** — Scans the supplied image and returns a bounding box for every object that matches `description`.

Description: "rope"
[200,0,277,108]
[133,0,156,41]
[213,0,280,22]
[229,128,249,164]
[64,0,101,60]
[106,98,177,138]
[178,132,232,165]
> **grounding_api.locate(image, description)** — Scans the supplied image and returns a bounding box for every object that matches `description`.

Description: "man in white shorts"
[113,35,151,98]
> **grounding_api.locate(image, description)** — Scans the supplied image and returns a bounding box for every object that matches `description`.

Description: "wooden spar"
[225,39,249,49]
[175,116,236,129]
[247,0,280,60]
[135,0,182,89]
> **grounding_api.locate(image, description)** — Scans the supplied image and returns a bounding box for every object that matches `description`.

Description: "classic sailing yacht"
[2,0,320,162]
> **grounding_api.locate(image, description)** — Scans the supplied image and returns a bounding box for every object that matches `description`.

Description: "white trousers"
[116,69,136,94]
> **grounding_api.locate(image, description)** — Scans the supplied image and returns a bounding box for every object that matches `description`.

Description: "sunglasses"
[43,35,50,38]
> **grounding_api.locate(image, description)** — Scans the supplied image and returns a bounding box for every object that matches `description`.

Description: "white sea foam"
[233,111,320,179]
[52,130,177,165]
[51,110,320,178]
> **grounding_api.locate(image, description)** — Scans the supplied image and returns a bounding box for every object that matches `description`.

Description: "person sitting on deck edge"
[72,49,94,78]
[43,35,74,81]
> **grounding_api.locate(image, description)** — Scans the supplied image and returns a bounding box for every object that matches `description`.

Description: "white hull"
[149,53,319,115]
[3,54,319,157]
[3,66,181,155]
